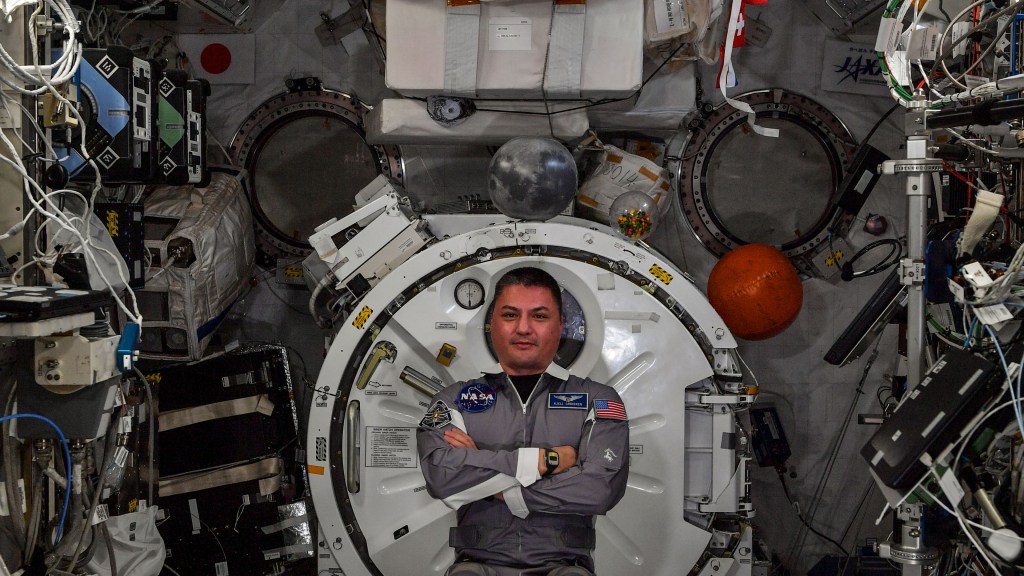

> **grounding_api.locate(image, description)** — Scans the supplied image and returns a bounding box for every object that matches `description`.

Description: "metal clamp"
[880,159,945,175]
[898,259,926,286]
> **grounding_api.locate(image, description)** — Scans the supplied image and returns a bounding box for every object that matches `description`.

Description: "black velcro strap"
[559,525,596,549]
[450,525,482,548]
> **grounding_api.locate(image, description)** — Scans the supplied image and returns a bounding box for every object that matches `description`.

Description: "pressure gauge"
[455,279,485,310]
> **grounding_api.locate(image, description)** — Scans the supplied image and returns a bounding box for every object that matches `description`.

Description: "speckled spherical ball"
[707,244,803,340]
[488,137,578,221]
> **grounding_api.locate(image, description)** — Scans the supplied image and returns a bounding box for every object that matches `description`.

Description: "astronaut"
[417,267,630,576]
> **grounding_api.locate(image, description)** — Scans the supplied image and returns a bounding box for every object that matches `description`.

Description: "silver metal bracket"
[699,394,756,406]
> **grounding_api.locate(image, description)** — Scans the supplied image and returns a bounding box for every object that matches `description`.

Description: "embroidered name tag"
[548,392,588,410]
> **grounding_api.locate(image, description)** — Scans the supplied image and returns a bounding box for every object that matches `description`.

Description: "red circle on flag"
[200,43,232,75]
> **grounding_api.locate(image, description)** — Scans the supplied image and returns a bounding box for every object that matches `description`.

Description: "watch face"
[546,450,559,468]
[455,278,485,310]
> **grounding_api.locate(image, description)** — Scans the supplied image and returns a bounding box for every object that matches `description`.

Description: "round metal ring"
[668,89,857,259]
[230,88,404,259]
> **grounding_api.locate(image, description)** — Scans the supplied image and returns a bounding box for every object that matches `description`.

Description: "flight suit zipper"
[508,372,544,563]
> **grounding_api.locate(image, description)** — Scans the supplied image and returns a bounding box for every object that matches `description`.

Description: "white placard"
[974,304,1013,326]
[365,427,418,468]
[938,467,965,506]
[489,17,532,51]
[653,0,688,34]
[822,39,889,97]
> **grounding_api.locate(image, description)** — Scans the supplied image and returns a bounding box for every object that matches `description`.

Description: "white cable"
[309,274,335,329]
[0,127,141,324]
[736,351,761,389]
[920,477,1004,576]
[984,325,1024,438]
[934,0,988,91]
[0,0,83,94]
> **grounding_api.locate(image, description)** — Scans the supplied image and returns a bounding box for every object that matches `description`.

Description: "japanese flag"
[176,34,255,84]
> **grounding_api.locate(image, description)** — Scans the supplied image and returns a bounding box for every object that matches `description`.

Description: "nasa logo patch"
[548,393,588,410]
[458,384,497,413]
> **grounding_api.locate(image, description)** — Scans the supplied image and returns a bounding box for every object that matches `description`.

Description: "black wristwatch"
[543,448,559,476]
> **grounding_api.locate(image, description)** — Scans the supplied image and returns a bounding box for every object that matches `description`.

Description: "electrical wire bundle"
[0,0,145,327]
[0,0,81,96]
[876,0,1024,109]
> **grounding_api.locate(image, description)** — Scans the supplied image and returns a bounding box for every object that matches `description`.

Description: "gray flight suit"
[417,363,630,576]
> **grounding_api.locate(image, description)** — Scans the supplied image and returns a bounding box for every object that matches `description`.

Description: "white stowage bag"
[47,198,130,294]
[576,144,673,224]
[84,507,165,576]
[385,0,644,99]
[130,167,255,360]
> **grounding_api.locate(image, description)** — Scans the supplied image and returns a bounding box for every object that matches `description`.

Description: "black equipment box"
[159,485,315,576]
[0,285,110,322]
[153,345,311,575]
[750,406,791,468]
[861,346,1012,489]
[157,69,210,185]
[58,46,160,183]
[153,345,302,479]
[94,202,146,289]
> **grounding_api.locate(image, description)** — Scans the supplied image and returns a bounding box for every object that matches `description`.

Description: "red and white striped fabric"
[594,399,627,420]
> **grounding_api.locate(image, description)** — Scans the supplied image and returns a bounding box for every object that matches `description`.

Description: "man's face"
[490,284,563,376]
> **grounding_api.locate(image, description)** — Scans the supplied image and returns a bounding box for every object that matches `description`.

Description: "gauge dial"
[455,279,485,310]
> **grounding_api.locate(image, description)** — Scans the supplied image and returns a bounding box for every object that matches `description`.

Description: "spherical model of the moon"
[488,137,578,221]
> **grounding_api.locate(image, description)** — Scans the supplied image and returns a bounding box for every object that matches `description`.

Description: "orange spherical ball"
[707,244,803,341]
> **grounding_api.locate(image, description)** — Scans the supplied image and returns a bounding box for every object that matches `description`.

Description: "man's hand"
[443,428,478,449]
[538,446,578,476]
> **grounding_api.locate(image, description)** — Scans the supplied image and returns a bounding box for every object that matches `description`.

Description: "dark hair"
[492,267,562,319]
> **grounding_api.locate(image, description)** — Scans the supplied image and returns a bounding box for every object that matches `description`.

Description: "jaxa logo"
[548,392,588,410]
[458,384,496,413]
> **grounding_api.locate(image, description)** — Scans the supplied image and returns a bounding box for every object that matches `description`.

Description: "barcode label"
[952,22,970,57]
[114,446,129,468]
[92,504,109,525]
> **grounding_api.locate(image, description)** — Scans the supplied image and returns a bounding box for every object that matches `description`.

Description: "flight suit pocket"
[559,525,596,549]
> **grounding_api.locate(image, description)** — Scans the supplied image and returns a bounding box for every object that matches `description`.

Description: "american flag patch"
[594,399,627,420]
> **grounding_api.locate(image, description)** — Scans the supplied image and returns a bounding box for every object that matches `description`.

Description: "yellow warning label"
[308,465,325,475]
[353,306,373,330]
[105,210,120,238]
[649,264,673,285]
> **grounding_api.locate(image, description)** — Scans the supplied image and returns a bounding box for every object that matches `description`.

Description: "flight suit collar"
[480,362,570,381]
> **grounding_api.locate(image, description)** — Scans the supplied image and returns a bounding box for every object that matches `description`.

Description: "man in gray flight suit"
[417,267,630,576]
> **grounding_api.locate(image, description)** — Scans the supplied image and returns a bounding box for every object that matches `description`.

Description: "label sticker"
[489,17,532,51]
[365,427,418,468]
[653,0,688,34]
[548,392,588,410]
